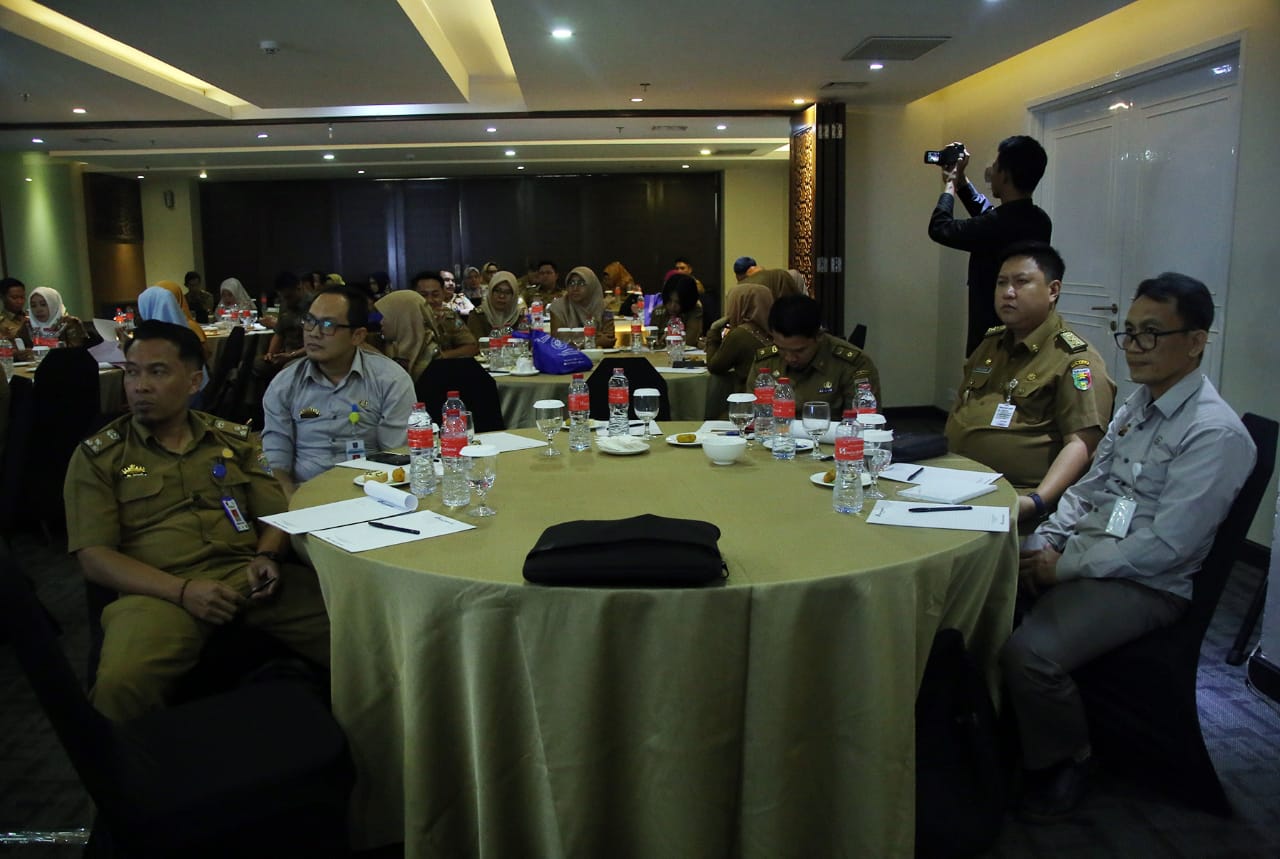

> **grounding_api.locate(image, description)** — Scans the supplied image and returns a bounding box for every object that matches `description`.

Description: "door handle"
[1090,303,1119,314]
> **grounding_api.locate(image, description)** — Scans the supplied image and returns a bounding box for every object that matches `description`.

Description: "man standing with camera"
[928,136,1053,355]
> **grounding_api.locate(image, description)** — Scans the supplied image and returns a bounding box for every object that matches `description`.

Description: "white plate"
[354,472,409,487]
[665,433,704,447]
[596,436,650,455]
[509,368,540,376]
[761,436,815,452]
[601,347,623,353]
[810,471,873,488]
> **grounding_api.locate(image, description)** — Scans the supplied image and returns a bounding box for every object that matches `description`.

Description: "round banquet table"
[292,424,1018,858]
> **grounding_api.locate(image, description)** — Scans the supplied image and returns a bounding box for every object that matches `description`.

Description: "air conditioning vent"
[713,148,757,156]
[650,125,689,132]
[73,137,116,143]
[820,81,870,91]
[843,36,949,62]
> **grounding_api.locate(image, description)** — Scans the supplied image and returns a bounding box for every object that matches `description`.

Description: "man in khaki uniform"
[752,294,882,411]
[945,242,1114,524]
[66,320,330,721]
[520,259,564,310]
[412,271,480,358]
[0,277,27,341]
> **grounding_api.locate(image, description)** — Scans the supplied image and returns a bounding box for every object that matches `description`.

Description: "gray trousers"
[1000,577,1188,770]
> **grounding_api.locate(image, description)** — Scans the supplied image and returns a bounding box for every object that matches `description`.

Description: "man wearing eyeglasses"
[1002,272,1256,823]
[945,242,1115,525]
[262,286,414,495]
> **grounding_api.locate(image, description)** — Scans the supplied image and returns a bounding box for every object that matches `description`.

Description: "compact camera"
[923,142,965,167]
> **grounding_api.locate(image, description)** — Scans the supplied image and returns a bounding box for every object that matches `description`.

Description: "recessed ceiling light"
[699,149,712,156]
[792,98,807,105]
[357,169,366,174]
[24,177,32,182]
[137,174,144,179]
[715,124,727,131]
[505,149,516,156]
[517,165,525,170]
[681,164,690,169]
[198,170,208,179]
[631,97,644,103]
[551,27,573,39]
[31,137,44,144]
[257,132,269,139]
[72,107,87,114]
[486,126,497,133]
[323,153,335,160]
[869,62,884,71]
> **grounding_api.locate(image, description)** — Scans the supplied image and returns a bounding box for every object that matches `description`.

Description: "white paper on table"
[696,420,737,435]
[867,500,1010,533]
[655,366,708,375]
[89,337,126,365]
[879,463,1002,485]
[682,348,707,356]
[311,510,474,552]
[595,421,661,438]
[896,481,1000,504]
[475,431,546,452]
[260,482,418,534]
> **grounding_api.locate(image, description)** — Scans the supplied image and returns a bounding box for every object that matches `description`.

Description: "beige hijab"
[742,268,803,301]
[726,283,773,331]
[479,271,523,329]
[550,266,606,327]
[375,290,439,379]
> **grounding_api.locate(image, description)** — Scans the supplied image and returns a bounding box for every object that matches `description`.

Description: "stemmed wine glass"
[534,399,564,456]
[863,429,894,499]
[802,401,830,460]
[727,393,756,447]
[460,445,498,516]
[633,388,660,439]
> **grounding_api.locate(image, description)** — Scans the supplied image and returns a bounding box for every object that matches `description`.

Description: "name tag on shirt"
[1106,497,1137,538]
[991,403,1016,428]
[345,439,366,460]
[221,497,252,533]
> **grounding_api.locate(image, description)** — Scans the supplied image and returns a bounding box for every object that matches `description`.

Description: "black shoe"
[1017,757,1091,824]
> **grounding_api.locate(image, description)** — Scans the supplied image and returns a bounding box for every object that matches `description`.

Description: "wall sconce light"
[163,190,175,209]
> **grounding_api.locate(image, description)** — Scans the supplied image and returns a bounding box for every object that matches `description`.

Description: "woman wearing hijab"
[217,277,255,315]
[375,290,440,381]
[23,286,93,349]
[741,268,803,301]
[549,266,616,348]
[138,285,212,390]
[366,271,391,301]
[648,273,704,347]
[467,270,525,339]
[706,283,774,393]
[601,261,639,312]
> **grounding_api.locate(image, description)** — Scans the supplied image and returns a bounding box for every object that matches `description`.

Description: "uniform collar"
[1137,371,1205,420]
[1002,310,1063,356]
[302,344,366,386]
[131,411,210,454]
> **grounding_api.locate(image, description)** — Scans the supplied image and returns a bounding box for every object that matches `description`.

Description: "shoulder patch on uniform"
[81,423,124,456]
[755,344,779,360]
[1057,330,1088,353]
[832,346,863,366]
[1071,364,1093,391]
[984,325,1007,337]
[203,412,251,440]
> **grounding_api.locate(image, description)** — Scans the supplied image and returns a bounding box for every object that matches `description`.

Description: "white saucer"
[596,436,649,455]
[509,368,540,376]
[761,437,815,452]
[665,433,703,447]
[809,471,873,488]
[354,473,409,487]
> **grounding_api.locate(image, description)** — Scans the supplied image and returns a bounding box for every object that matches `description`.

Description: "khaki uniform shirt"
[944,310,1115,487]
[434,307,479,353]
[751,333,881,412]
[65,411,284,580]
[0,309,27,341]
[519,284,564,311]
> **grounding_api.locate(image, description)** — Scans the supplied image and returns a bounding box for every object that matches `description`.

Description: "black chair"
[1071,412,1277,815]
[28,348,103,530]
[203,325,246,419]
[586,358,671,421]
[0,555,355,857]
[0,374,35,540]
[846,324,867,349]
[414,357,506,431]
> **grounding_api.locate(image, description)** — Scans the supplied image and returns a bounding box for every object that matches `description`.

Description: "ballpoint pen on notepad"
[368,520,421,535]
[906,466,924,481]
[907,506,972,513]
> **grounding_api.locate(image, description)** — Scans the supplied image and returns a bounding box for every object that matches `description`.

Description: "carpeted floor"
[2,530,1277,858]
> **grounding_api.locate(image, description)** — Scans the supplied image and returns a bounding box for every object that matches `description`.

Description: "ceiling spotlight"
[791,98,806,105]
[323,153,335,160]
[631,97,644,103]
[486,126,497,133]
[505,149,516,157]
[72,107,87,114]
[699,148,712,156]
[357,169,366,174]
[715,124,727,131]
[198,170,208,179]
[137,174,144,179]
[31,137,44,144]
[24,177,32,182]
[869,62,884,71]
[681,164,690,169]
[257,132,269,139]
[551,27,573,39]
[517,165,525,170]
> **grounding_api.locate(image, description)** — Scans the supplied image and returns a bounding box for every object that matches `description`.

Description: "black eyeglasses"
[1113,328,1195,352]
[302,313,356,336]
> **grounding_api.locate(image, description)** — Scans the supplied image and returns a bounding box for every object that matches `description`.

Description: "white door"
[1035,46,1241,400]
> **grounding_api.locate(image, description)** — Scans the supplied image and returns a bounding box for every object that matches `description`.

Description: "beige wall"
[141,178,203,286]
[722,163,789,309]
[844,0,1280,544]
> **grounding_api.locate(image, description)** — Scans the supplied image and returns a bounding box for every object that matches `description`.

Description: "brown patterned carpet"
[2,530,1277,858]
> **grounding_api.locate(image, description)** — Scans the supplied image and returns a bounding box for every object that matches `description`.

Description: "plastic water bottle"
[442,390,466,423]
[408,401,436,498]
[568,373,592,451]
[530,298,545,331]
[856,379,878,415]
[441,406,470,508]
[753,369,776,444]
[629,321,643,353]
[833,409,865,514]
[0,339,13,381]
[607,367,629,437]
[771,376,797,460]
[488,328,503,367]
[666,331,684,365]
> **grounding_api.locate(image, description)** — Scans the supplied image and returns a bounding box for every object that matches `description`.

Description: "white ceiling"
[0,0,1134,180]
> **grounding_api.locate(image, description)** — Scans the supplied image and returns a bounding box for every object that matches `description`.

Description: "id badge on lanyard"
[1106,462,1141,538]
[213,453,252,533]
[991,379,1018,428]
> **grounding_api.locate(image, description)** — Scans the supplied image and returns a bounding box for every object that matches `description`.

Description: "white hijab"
[27,286,67,337]
[219,277,254,310]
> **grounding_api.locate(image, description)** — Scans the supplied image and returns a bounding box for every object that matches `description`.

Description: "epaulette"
[1057,330,1088,353]
[80,422,125,456]
[832,344,864,365]
[755,344,779,360]
[984,325,1006,337]
[200,412,252,440]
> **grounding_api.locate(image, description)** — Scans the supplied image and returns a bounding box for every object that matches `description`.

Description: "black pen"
[248,576,277,596]
[907,506,972,513]
[906,466,924,480]
[368,520,421,535]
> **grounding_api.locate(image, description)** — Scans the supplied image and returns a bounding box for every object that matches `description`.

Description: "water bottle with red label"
[568,373,592,451]
[408,401,436,497]
[833,409,865,514]
[607,367,629,436]
[771,376,797,460]
[753,369,776,441]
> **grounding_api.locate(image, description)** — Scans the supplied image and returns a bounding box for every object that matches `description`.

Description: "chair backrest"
[586,358,671,421]
[847,324,868,350]
[29,347,103,524]
[1186,412,1277,636]
[0,375,34,529]
[414,357,506,431]
[0,555,115,790]
[203,326,246,414]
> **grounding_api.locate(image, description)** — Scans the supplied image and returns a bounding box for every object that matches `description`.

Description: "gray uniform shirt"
[262,347,415,483]
[1025,373,1255,599]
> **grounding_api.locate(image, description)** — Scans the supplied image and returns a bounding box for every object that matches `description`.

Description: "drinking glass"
[461,445,498,516]
[727,394,756,447]
[863,430,894,499]
[633,388,660,439]
[802,401,831,460]
[462,410,476,444]
[534,399,564,456]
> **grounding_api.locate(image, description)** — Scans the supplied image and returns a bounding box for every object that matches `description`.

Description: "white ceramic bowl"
[702,435,747,465]
[582,348,604,361]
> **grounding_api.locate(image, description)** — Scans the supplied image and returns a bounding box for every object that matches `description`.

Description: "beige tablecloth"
[293,425,1018,858]
[493,352,709,428]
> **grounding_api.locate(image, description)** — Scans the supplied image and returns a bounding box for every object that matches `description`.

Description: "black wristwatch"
[254,550,283,562]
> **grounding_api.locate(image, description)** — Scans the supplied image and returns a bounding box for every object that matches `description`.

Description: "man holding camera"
[928,136,1053,355]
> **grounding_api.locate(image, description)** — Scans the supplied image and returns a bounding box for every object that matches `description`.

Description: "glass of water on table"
[460,445,499,516]
[632,388,660,439]
[534,399,565,456]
